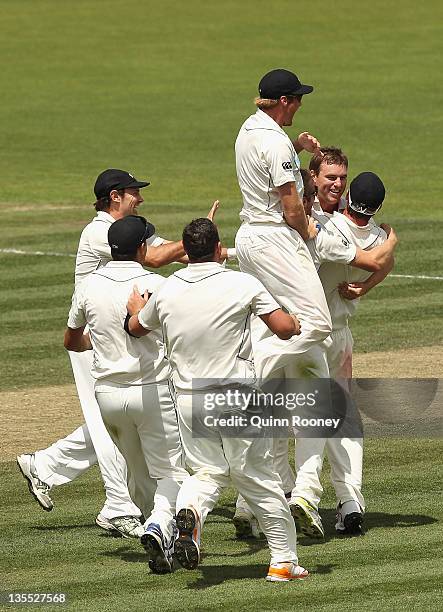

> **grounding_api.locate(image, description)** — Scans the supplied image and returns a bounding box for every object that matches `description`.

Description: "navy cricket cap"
[349,172,386,216]
[258,69,313,99]
[94,169,150,200]
[108,215,156,255]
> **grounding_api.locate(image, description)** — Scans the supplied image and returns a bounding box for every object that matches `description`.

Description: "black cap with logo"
[94,169,150,200]
[348,172,386,216]
[108,215,156,255]
[258,69,313,99]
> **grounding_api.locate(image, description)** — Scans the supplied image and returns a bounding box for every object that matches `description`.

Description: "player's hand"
[307,215,319,240]
[338,282,367,300]
[289,313,302,335]
[295,132,322,155]
[380,223,398,245]
[127,286,149,315]
[207,200,220,222]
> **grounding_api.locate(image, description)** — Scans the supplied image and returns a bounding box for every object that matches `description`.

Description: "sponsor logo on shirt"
[282,161,292,170]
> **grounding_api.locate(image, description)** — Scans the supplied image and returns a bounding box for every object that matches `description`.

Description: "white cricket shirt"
[316,213,387,330]
[68,261,169,385]
[137,262,280,391]
[235,109,303,225]
[75,211,164,287]
[307,208,357,271]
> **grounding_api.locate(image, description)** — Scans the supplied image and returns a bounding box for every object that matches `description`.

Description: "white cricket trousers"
[236,342,329,515]
[95,381,188,541]
[175,392,298,565]
[33,351,140,519]
[291,326,365,510]
[235,223,332,380]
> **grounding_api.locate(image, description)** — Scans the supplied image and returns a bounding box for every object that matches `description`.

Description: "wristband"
[124,312,139,338]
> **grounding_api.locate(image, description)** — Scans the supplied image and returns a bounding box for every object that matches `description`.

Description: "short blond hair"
[254,97,279,109]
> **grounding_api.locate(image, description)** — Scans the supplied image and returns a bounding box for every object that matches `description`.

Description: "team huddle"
[16,68,397,583]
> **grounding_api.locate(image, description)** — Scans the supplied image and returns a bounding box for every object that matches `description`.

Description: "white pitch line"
[0,248,76,258]
[1,248,442,281]
[389,274,443,281]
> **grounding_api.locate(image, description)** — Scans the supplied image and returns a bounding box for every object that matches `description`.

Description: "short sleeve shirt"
[138,262,280,390]
[307,208,357,270]
[74,211,165,287]
[316,212,387,330]
[235,109,303,224]
[68,261,168,385]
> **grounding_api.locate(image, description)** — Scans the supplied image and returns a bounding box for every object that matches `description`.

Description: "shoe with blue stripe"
[141,523,173,574]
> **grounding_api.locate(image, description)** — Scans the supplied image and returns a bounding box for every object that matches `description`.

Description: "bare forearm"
[283,205,309,239]
[371,236,397,268]
[363,256,394,291]
[259,310,301,340]
[278,182,309,239]
[145,241,186,268]
[126,314,150,338]
[340,256,395,300]
[64,328,92,352]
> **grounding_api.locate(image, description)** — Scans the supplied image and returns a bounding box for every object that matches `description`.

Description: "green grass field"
[0,1,442,610]
[1,440,442,611]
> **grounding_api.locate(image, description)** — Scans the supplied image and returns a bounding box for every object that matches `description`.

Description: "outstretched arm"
[145,241,186,268]
[145,199,221,268]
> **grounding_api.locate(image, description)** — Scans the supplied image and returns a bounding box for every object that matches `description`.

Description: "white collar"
[103,261,145,270]
[95,211,115,224]
[244,109,287,136]
[174,261,227,281]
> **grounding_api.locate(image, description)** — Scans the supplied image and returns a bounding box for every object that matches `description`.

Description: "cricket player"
[64,215,188,574]
[233,169,397,538]
[17,169,216,538]
[234,68,332,385]
[290,169,397,537]
[126,218,310,582]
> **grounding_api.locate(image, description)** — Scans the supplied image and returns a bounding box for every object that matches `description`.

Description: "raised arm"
[144,241,186,268]
[145,200,221,268]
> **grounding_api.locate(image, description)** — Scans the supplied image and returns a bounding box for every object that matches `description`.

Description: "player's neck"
[107,206,124,221]
[343,208,368,227]
[318,198,339,215]
[261,107,285,127]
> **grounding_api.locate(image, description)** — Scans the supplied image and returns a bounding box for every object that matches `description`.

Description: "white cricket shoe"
[335,500,364,535]
[289,496,324,538]
[232,508,260,539]
[17,453,53,511]
[95,513,121,535]
[266,562,309,582]
[108,515,144,539]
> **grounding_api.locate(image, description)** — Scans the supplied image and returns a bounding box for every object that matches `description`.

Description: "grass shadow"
[187,563,336,589]
[298,508,438,545]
